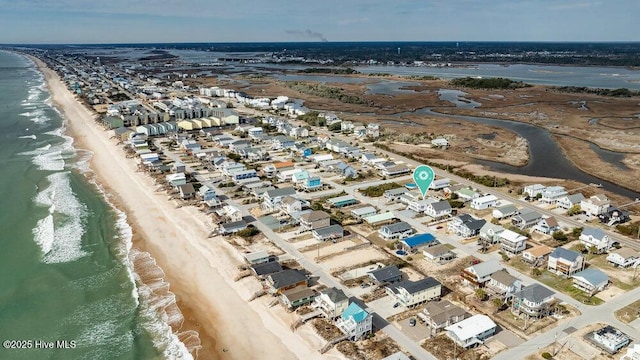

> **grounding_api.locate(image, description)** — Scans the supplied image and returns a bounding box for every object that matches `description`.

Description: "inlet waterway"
[388,108,640,199]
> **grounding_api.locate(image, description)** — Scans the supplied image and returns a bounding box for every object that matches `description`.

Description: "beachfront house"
[266,269,308,295]
[218,220,248,235]
[313,287,349,319]
[385,277,442,308]
[335,302,373,341]
[579,227,612,254]
[511,284,556,318]
[445,315,497,349]
[548,248,585,276]
[281,287,316,310]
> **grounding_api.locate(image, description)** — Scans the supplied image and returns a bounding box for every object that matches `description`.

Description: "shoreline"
[28,55,336,360]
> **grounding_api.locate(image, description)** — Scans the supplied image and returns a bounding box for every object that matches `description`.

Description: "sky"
[0,0,638,44]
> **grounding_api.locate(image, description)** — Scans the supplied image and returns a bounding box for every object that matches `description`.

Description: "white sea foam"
[18,135,37,140]
[31,172,88,264]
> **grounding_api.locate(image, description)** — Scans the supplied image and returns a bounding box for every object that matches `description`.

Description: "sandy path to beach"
[32,56,341,360]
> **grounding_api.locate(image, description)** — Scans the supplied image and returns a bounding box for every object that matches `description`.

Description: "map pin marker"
[413,165,435,200]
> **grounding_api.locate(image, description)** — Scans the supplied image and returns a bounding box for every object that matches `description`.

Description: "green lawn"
[537,270,604,305]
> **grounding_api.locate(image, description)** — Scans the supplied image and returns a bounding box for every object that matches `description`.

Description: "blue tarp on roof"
[402,233,436,248]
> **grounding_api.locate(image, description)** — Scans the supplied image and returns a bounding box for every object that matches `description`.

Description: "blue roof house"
[401,233,438,252]
[335,302,373,340]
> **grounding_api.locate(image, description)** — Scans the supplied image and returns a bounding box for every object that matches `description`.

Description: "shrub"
[541,352,553,359]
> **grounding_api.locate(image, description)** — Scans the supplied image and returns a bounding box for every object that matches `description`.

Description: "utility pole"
[553,332,558,355]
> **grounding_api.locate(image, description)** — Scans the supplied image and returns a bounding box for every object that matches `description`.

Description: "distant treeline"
[551,86,640,97]
[450,77,531,89]
[298,67,359,74]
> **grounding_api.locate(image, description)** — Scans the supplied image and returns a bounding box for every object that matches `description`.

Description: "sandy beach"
[30,56,344,360]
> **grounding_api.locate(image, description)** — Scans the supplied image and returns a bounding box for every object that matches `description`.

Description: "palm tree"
[492,298,504,312]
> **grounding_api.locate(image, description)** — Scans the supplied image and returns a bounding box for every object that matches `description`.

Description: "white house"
[498,229,528,255]
[581,194,612,218]
[312,287,349,319]
[540,186,568,204]
[492,204,518,219]
[511,284,556,318]
[378,221,414,240]
[430,178,451,190]
[556,193,585,210]
[445,315,497,348]
[470,194,498,210]
[424,200,452,219]
[431,138,450,147]
[385,277,442,308]
[579,227,612,254]
[524,184,546,197]
[335,302,373,341]
[607,248,640,268]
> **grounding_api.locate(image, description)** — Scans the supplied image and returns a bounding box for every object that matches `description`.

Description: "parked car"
[393,302,400,308]
[409,318,416,327]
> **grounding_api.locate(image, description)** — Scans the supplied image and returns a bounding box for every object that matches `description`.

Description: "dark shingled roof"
[251,262,283,276]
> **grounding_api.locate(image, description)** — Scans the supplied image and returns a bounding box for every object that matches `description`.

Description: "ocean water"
[0,51,190,359]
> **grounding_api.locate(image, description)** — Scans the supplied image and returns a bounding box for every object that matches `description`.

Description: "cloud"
[285,29,328,42]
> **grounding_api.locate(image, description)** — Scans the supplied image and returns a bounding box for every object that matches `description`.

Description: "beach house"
[498,229,528,255]
[266,269,308,295]
[378,221,414,240]
[460,260,503,288]
[368,265,403,285]
[336,302,373,341]
[313,288,349,319]
[548,248,585,276]
[581,194,612,218]
[419,300,468,332]
[511,284,556,318]
[572,268,609,295]
[386,277,442,308]
[445,315,497,348]
[607,248,640,268]
[579,227,612,254]
[470,194,498,210]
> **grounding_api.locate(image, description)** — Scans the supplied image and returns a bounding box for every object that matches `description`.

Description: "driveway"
[368,295,404,319]
[493,326,525,347]
[397,317,431,343]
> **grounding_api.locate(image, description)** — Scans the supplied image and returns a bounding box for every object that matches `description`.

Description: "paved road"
[158,142,437,360]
